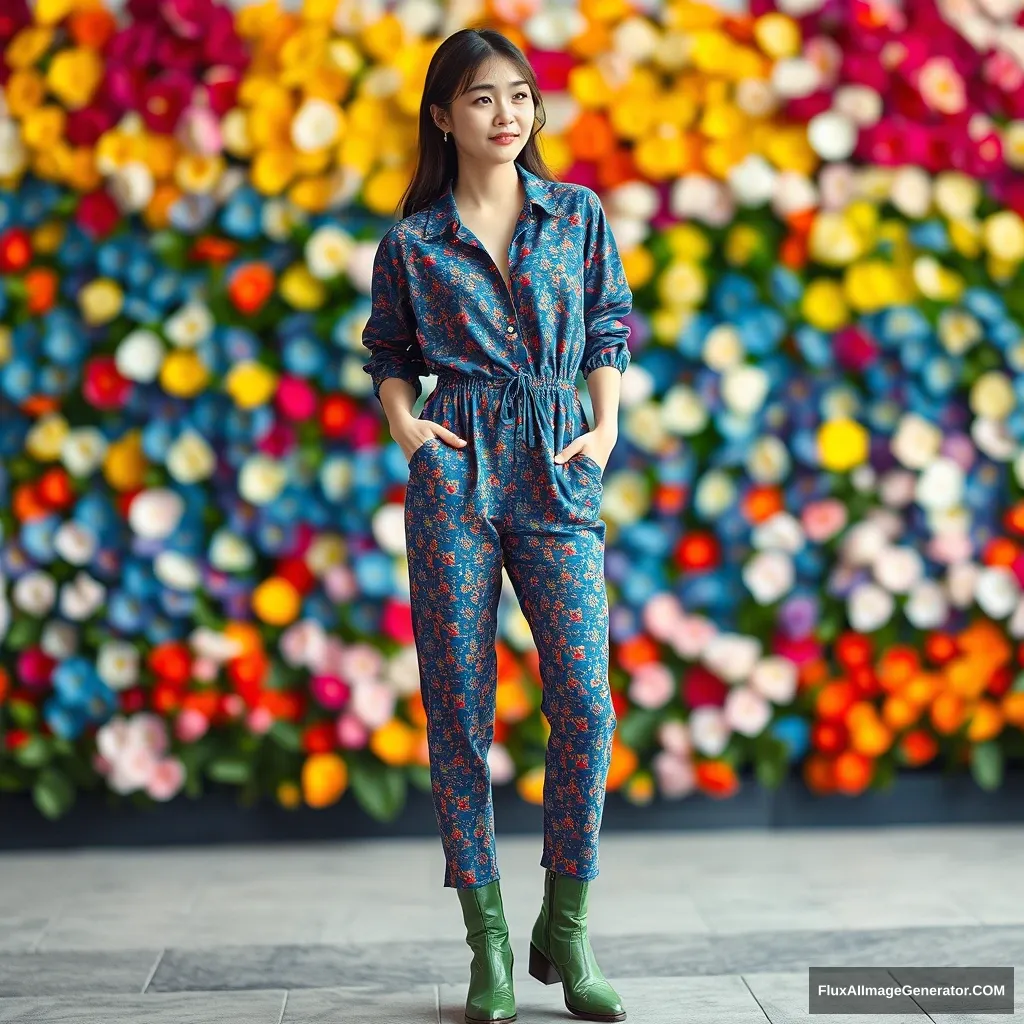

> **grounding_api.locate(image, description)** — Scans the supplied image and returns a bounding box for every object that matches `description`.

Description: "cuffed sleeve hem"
[581,346,630,379]
[364,359,425,404]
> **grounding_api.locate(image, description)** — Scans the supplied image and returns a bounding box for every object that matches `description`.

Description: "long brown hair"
[397,28,558,220]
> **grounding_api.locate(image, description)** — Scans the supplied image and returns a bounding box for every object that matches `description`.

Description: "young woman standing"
[362,27,631,1024]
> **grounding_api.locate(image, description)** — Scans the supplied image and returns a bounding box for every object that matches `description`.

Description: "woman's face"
[433,56,535,166]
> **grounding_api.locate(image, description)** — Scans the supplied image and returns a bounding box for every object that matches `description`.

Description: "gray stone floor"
[1,825,1022,1022]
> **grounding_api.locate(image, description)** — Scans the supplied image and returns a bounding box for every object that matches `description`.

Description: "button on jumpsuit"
[361,160,632,890]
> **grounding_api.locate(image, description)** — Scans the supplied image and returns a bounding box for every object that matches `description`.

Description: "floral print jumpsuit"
[361,160,632,889]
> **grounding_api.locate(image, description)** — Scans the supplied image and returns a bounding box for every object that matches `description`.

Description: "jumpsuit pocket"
[573,452,604,481]
[407,435,441,472]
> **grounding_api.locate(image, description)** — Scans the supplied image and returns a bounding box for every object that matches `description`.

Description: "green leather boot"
[456,879,517,1024]
[528,868,626,1022]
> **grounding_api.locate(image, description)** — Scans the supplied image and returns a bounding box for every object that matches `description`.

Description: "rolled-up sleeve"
[580,191,632,379]
[361,226,428,405]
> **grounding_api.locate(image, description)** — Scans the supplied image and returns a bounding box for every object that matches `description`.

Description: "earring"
[443,131,448,143]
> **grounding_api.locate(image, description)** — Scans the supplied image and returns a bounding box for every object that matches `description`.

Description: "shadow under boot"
[528,868,626,1022]
[457,879,517,1024]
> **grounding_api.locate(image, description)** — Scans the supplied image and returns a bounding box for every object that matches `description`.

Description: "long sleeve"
[361,226,428,405]
[580,190,632,379]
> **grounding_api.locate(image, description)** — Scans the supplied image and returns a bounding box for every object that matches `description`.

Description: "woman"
[361,26,631,1024]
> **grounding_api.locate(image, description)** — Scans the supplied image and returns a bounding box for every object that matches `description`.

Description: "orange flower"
[899,729,938,767]
[741,484,784,524]
[302,753,348,808]
[931,692,965,734]
[877,646,919,692]
[695,759,739,798]
[816,680,856,721]
[228,262,276,315]
[924,631,958,665]
[148,642,192,685]
[835,632,873,670]
[834,750,872,795]
[882,695,919,732]
[605,739,639,792]
[25,267,59,315]
[803,753,836,794]
[68,8,117,49]
[965,700,1003,743]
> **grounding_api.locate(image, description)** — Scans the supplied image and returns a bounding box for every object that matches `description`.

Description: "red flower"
[683,665,728,708]
[75,190,121,240]
[140,74,192,133]
[834,326,879,372]
[83,356,133,412]
[0,228,32,273]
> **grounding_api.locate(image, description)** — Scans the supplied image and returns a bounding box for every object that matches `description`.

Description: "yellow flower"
[140,134,180,179]
[79,279,123,325]
[279,25,330,88]
[160,350,210,399]
[808,212,864,266]
[21,106,65,150]
[174,154,225,194]
[6,27,54,69]
[988,255,1018,284]
[280,263,326,309]
[753,12,802,58]
[948,218,982,259]
[362,165,413,217]
[725,224,761,267]
[252,577,301,625]
[66,146,101,192]
[289,174,335,213]
[621,246,655,291]
[659,260,707,308]
[690,29,735,74]
[0,326,12,366]
[1005,122,1024,170]
[766,126,817,175]
[802,279,849,331]
[664,224,711,262]
[818,418,869,472]
[248,104,294,151]
[700,102,747,140]
[703,135,751,179]
[634,128,699,180]
[651,307,688,346]
[46,48,103,110]
[225,360,277,409]
[516,765,546,805]
[251,147,297,195]
[623,769,655,805]
[845,260,915,312]
[568,63,614,109]
[912,255,964,302]
[337,132,376,175]
[103,430,148,491]
[6,69,47,117]
[35,0,76,24]
[370,720,418,766]
[276,781,302,809]
[235,0,279,38]
[983,210,1024,262]
[496,678,531,722]
[845,200,880,245]
[301,753,348,808]
[360,12,405,61]
[970,371,1015,419]
[25,413,69,463]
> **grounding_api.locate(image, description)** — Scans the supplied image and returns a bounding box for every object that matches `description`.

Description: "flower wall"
[3,0,1024,821]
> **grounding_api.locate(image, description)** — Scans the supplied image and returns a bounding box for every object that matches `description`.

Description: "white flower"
[97,641,141,691]
[350,677,397,729]
[833,84,883,126]
[670,175,735,227]
[12,570,58,616]
[0,119,28,177]
[53,522,97,566]
[890,166,933,219]
[744,550,795,605]
[728,155,777,206]
[933,171,981,220]
[662,384,709,436]
[892,413,943,469]
[238,454,289,505]
[523,7,586,49]
[688,706,730,756]
[383,644,421,698]
[975,566,1020,618]
[703,324,745,370]
[771,172,818,218]
[724,686,772,737]
[776,0,826,14]
[746,436,791,483]
[208,528,255,573]
[750,656,798,704]
[751,512,805,554]
[702,632,762,683]
[40,620,78,659]
[721,364,770,416]
[128,488,185,540]
[938,309,983,355]
[657,719,693,757]
[59,571,106,621]
[189,626,244,662]
[306,225,355,280]
[735,78,778,118]
[292,97,343,152]
[164,301,214,349]
[166,429,216,484]
[841,520,888,566]
[346,240,378,295]
[61,427,108,478]
[915,457,965,511]
[972,416,1016,461]
[154,551,201,592]
[488,742,516,786]
[864,507,904,541]
[109,161,155,213]
[1009,597,1024,639]
[847,581,895,632]
[807,110,857,160]
[115,328,165,383]
[946,561,980,608]
[905,580,949,629]
[873,545,924,594]
[772,57,821,98]
[642,592,684,643]
[693,470,736,520]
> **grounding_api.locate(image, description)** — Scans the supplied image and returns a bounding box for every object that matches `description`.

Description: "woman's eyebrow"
[465,79,529,93]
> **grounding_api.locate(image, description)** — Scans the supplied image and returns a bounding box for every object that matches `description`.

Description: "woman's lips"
[490,134,518,144]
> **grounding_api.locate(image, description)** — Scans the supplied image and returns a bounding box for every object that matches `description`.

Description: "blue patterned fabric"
[362,160,632,889]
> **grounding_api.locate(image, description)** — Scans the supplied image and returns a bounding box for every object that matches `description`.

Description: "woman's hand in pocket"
[394,417,467,464]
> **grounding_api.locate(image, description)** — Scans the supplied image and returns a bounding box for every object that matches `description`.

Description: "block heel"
[528,941,560,985]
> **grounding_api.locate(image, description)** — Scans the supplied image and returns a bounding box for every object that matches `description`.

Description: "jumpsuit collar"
[420,162,560,242]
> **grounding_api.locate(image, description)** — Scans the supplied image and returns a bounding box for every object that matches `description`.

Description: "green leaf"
[32,767,75,820]
[14,736,52,769]
[4,618,42,651]
[408,764,432,792]
[206,757,252,785]
[268,720,303,751]
[615,709,661,752]
[348,754,407,822]
[970,742,1004,792]
[8,699,38,729]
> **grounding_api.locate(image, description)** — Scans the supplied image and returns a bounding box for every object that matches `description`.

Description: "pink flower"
[652,751,696,799]
[192,656,218,682]
[724,686,772,737]
[802,499,848,543]
[381,599,415,645]
[276,376,318,422]
[146,758,186,801]
[324,565,357,603]
[177,105,222,155]
[641,592,684,642]
[279,618,328,670]
[628,663,675,710]
[984,52,1024,93]
[927,532,974,564]
[246,707,274,734]
[17,647,55,690]
[834,326,880,372]
[175,708,209,742]
[668,613,717,660]
[336,711,369,750]
[310,674,352,711]
[657,719,692,757]
[256,420,296,458]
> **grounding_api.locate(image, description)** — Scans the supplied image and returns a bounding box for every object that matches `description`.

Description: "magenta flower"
[311,675,352,712]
